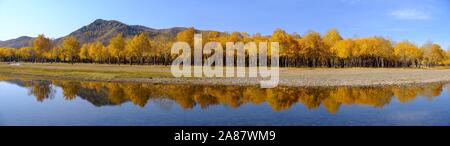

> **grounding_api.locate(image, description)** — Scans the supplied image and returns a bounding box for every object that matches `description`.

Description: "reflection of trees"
[122,84,152,107]
[392,86,423,103]
[26,81,55,102]
[53,81,81,100]
[106,83,127,105]
[3,78,447,114]
[4,79,55,102]
[419,84,444,100]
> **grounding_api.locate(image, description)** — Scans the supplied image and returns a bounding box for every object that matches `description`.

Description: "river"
[0,76,449,125]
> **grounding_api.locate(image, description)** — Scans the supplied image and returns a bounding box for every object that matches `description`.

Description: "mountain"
[0,36,34,48]
[0,19,190,48]
[53,19,188,45]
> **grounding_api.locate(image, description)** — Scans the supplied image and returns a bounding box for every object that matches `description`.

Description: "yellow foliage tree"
[88,41,104,63]
[108,33,125,65]
[33,34,52,62]
[298,31,326,67]
[176,27,195,48]
[125,33,151,65]
[16,47,33,61]
[331,39,355,67]
[61,36,80,64]
[79,43,91,62]
[394,40,421,67]
[322,28,343,49]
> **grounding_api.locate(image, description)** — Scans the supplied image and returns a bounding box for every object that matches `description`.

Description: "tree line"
[1,28,449,68]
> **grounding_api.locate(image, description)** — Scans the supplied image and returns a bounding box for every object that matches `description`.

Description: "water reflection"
[0,77,447,114]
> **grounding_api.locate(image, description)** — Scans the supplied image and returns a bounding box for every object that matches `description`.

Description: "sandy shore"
[1,63,449,87]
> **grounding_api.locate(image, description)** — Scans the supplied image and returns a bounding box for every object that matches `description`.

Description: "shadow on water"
[0,76,448,114]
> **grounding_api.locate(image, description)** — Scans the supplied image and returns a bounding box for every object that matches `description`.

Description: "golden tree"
[322,28,343,48]
[50,47,61,63]
[176,27,195,48]
[0,48,15,62]
[394,41,421,67]
[331,39,355,67]
[88,41,104,63]
[298,31,326,67]
[33,34,52,62]
[79,43,91,63]
[271,28,298,66]
[16,47,33,62]
[322,29,343,67]
[430,44,446,65]
[125,33,151,65]
[61,36,80,64]
[108,33,125,65]
[445,49,450,65]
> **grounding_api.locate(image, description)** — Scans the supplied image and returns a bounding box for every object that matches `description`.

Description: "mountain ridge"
[0,36,34,48]
[0,19,190,48]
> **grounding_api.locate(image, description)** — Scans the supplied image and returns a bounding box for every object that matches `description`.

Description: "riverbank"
[0,63,449,87]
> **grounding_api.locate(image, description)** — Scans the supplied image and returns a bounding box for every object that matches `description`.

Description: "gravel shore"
[144,68,450,87]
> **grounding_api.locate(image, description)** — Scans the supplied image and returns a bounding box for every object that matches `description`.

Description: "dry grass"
[0,63,173,81]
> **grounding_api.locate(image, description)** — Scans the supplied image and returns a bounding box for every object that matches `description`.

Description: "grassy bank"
[0,63,449,87]
[0,63,173,81]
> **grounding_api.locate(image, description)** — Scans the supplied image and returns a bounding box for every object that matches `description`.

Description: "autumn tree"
[50,47,61,63]
[447,49,450,58]
[429,44,446,65]
[421,42,446,67]
[150,34,172,65]
[16,47,33,62]
[61,36,80,64]
[323,29,343,48]
[101,42,111,64]
[373,37,394,67]
[353,37,393,67]
[88,41,104,63]
[322,28,343,67]
[421,41,433,67]
[108,33,125,65]
[298,31,326,67]
[331,39,355,67]
[447,49,450,57]
[0,48,15,62]
[79,43,90,63]
[33,34,52,63]
[176,27,196,48]
[443,49,450,65]
[394,41,421,67]
[271,28,298,67]
[125,33,151,65]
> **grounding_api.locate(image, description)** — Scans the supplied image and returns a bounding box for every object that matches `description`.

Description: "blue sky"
[0,0,449,49]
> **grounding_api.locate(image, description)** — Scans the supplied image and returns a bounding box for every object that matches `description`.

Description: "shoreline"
[1,74,449,88]
[1,63,450,87]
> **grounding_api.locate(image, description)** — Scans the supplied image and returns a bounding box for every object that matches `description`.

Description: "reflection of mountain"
[3,79,29,87]
[76,88,115,107]
[0,77,447,114]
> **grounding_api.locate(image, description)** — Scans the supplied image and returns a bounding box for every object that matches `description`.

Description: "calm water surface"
[0,77,449,126]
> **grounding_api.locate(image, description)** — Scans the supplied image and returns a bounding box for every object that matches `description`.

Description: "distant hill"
[0,36,34,48]
[53,19,189,45]
[0,19,191,48]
